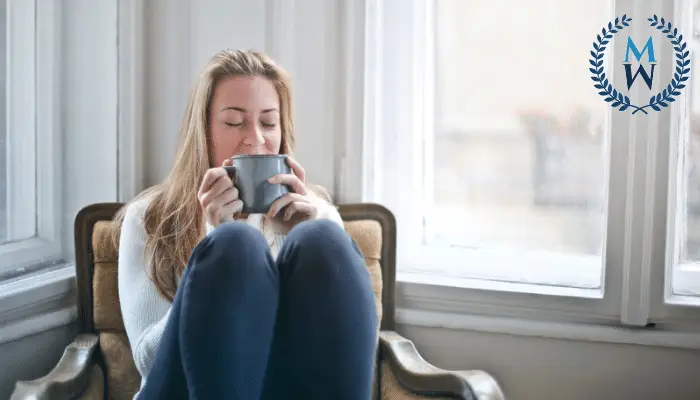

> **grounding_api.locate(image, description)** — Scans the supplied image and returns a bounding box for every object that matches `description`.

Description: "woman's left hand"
[266,156,326,223]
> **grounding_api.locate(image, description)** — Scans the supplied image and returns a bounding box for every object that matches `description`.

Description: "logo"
[589,15,690,115]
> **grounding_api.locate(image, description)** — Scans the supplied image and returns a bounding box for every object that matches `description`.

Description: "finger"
[221,158,235,184]
[268,173,306,195]
[208,195,243,224]
[198,168,228,197]
[283,202,315,221]
[200,175,233,207]
[199,175,235,207]
[267,192,309,219]
[221,199,244,218]
[216,185,240,205]
[285,156,306,183]
[204,203,222,225]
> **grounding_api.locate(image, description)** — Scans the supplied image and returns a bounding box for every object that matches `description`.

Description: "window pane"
[430,0,611,287]
[0,1,6,244]
[675,0,700,296]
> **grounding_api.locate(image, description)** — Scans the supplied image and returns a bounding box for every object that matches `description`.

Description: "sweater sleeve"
[315,200,345,228]
[306,183,345,229]
[117,199,173,382]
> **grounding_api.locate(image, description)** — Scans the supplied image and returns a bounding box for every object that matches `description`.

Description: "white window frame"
[0,0,62,275]
[339,0,700,342]
[659,0,700,320]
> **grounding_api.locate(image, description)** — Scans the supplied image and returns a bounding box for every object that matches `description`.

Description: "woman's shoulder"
[123,195,152,224]
[119,191,160,235]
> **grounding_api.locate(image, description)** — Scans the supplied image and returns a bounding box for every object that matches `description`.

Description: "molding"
[619,0,660,327]
[264,0,297,77]
[117,0,145,202]
[335,0,367,203]
[0,265,77,345]
[5,0,37,241]
[0,306,76,345]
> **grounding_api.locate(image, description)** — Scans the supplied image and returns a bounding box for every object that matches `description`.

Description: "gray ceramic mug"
[223,154,291,214]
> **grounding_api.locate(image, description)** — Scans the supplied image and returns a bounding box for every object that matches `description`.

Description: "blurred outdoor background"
[430,0,700,263]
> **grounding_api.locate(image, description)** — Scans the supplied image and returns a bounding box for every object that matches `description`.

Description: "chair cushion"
[344,219,384,326]
[90,217,385,398]
[92,222,124,332]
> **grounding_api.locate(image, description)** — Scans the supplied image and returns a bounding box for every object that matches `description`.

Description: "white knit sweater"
[117,195,344,398]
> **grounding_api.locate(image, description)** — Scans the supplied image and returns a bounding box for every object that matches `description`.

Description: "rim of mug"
[230,154,287,160]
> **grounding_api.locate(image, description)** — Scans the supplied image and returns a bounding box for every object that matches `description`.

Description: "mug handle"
[223,165,237,182]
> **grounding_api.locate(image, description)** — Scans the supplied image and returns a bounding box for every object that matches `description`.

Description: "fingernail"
[268,177,276,183]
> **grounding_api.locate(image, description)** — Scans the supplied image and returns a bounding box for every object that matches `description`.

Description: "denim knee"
[287,219,353,251]
[188,221,272,277]
[282,219,365,274]
[207,221,268,250]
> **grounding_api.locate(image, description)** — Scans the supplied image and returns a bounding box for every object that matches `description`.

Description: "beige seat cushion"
[91,217,385,399]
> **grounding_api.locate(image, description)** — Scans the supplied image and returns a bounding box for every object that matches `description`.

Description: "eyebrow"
[220,106,279,114]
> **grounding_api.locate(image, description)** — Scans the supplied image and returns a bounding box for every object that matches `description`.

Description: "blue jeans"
[138,219,378,400]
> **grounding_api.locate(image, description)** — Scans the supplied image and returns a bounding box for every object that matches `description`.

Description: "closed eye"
[225,122,243,127]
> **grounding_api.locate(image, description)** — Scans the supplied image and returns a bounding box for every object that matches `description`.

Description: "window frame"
[657,0,700,320]
[340,0,700,334]
[0,0,63,275]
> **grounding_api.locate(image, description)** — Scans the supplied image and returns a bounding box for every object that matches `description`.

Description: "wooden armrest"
[10,334,99,400]
[379,331,505,400]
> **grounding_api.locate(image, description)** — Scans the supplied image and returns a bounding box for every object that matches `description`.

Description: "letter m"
[624,36,656,63]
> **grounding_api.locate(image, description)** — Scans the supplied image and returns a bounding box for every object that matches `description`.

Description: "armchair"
[11,202,505,400]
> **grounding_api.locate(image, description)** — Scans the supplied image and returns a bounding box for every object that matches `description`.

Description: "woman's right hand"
[197,158,243,228]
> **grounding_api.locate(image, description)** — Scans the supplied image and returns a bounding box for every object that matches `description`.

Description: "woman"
[115,49,378,400]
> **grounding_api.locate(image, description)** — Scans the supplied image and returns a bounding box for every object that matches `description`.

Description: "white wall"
[0,324,78,400]
[142,0,341,194]
[401,324,700,400]
[61,0,118,258]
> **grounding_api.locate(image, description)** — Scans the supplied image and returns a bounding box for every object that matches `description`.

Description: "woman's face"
[208,75,282,167]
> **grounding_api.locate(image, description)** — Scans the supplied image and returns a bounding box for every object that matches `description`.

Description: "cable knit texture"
[117,195,344,398]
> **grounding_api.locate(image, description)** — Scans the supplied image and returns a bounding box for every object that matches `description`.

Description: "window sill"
[396,307,700,350]
[396,274,700,350]
[399,244,603,292]
[0,263,77,345]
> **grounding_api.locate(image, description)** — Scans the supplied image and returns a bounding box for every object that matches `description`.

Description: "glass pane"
[0,1,6,245]
[675,0,700,296]
[431,0,611,286]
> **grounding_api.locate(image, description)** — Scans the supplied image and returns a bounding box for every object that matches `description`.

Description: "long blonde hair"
[113,49,296,302]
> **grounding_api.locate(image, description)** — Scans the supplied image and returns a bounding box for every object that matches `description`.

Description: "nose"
[242,124,265,148]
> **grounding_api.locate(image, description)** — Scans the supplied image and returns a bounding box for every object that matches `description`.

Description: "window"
[0,0,63,275]
[671,0,700,299]
[427,0,609,289]
[359,0,700,327]
[0,1,5,245]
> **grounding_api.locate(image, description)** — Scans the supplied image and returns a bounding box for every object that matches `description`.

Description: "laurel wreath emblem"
[589,14,690,115]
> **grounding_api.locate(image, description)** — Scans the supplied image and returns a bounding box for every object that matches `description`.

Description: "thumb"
[222,158,233,167]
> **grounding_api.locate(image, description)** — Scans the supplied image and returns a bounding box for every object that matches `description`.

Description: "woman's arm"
[117,199,173,381]
[306,184,345,228]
